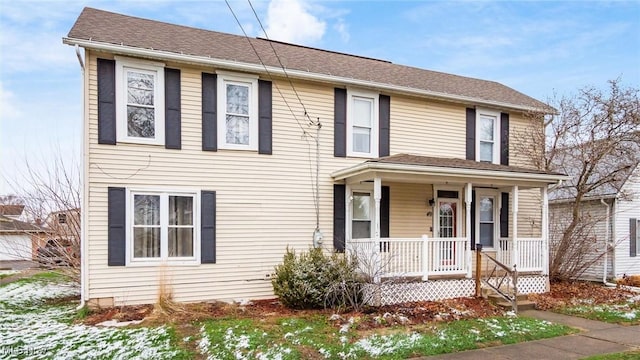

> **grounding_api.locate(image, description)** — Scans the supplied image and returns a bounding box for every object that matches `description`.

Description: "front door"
[437,199,459,263]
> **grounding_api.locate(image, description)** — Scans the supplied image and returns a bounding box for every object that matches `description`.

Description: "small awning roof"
[331,154,569,188]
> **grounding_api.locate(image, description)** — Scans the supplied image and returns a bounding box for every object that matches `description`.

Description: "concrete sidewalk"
[420,310,640,359]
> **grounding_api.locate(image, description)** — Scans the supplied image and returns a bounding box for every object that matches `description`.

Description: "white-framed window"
[475,190,499,249]
[347,89,378,157]
[476,108,500,163]
[115,57,165,145]
[127,189,199,265]
[217,72,259,151]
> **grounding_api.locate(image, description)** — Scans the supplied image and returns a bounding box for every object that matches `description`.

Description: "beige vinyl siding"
[388,183,432,238]
[614,166,640,278]
[390,98,465,158]
[86,52,366,304]
[85,51,549,305]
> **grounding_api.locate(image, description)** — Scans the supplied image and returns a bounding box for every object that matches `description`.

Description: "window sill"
[127,259,201,267]
[347,152,377,159]
[116,138,165,146]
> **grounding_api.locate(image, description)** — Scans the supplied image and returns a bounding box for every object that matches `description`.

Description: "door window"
[352,192,372,239]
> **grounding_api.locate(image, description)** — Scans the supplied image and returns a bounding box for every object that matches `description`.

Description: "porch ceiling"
[331,154,569,189]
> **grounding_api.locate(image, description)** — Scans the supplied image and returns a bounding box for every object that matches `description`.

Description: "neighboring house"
[64,7,568,307]
[550,160,640,281]
[44,208,81,242]
[0,206,45,261]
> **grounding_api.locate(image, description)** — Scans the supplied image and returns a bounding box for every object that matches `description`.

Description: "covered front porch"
[332,154,568,303]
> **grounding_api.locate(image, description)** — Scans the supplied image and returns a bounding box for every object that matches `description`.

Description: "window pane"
[226,84,249,115]
[353,127,371,153]
[134,227,161,258]
[353,97,372,127]
[127,106,155,138]
[226,115,250,145]
[169,196,193,225]
[134,195,160,225]
[127,71,154,106]
[479,141,493,162]
[168,228,194,257]
[479,197,494,222]
[352,220,371,239]
[479,223,494,247]
[479,116,494,141]
[352,193,370,220]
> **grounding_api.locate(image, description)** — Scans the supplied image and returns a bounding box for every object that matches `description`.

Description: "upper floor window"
[347,90,378,157]
[128,190,198,264]
[217,73,259,151]
[476,108,500,163]
[115,57,165,145]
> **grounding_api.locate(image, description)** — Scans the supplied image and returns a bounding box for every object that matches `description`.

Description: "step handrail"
[475,245,519,313]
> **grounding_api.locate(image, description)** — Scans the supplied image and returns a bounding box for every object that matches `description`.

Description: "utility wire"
[226,0,323,231]
[247,0,319,128]
[224,0,316,140]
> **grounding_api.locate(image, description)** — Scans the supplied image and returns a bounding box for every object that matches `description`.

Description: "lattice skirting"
[517,275,549,294]
[365,275,548,306]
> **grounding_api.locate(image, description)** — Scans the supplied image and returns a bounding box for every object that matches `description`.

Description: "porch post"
[465,182,472,278]
[374,176,382,283]
[512,185,519,270]
[374,176,382,241]
[541,185,549,276]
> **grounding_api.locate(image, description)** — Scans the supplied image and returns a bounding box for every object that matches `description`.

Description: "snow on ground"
[0,278,184,360]
[0,270,19,276]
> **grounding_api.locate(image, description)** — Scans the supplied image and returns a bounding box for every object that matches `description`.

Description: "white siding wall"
[613,166,640,278]
[0,234,33,261]
[549,200,612,281]
[85,52,547,305]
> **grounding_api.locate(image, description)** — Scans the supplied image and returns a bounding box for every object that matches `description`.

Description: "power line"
[224,0,316,139]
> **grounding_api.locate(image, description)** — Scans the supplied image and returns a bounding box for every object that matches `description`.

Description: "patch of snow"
[0,270,19,276]
[96,319,143,327]
[329,314,342,321]
[0,280,79,306]
[0,280,183,360]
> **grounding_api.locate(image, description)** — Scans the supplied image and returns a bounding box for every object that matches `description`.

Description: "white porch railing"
[346,236,469,281]
[497,237,544,272]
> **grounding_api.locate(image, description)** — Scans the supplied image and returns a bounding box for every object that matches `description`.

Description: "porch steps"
[486,293,537,311]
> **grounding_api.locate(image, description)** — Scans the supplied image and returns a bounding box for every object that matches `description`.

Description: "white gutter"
[62,37,550,114]
[75,44,88,310]
[331,161,569,184]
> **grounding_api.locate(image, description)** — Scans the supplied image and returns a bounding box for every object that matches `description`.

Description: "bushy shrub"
[272,247,365,310]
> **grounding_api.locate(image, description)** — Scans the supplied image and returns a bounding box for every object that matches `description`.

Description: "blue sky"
[1,0,639,194]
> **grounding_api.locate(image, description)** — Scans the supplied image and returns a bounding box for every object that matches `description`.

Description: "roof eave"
[63,37,552,114]
[331,161,569,184]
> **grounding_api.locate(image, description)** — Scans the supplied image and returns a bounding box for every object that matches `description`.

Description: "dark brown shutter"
[333,184,346,252]
[165,68,181,149]
[108,187,126,266]
[97,59,116,145]
[381,186,390,237]
[258,80,272,155]
[470,190,476,250]
[202,73,217,151]
[631,218,637,257]
[466,108,476,160]
[500,112,510,166]
[379,95,390,157]
[500,192,509,238]
[334,88,347,157]
[201,191,217,263]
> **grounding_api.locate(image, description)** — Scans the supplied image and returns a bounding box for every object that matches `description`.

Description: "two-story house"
[65,8,568,307]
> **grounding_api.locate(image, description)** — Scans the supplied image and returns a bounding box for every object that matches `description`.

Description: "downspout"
[75,44,88,310]
[600,198,617,287]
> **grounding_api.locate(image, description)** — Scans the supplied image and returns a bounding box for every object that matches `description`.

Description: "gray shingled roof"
[65,7,553,113]
[0,215,43,233]
[371,154,563,176]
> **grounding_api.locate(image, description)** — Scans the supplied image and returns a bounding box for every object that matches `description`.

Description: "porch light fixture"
[428,198,435,207]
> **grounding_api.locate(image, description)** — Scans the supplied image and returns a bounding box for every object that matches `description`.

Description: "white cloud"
[264,0,326,45]
[334,18,350,43]
[0,82,22,120]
